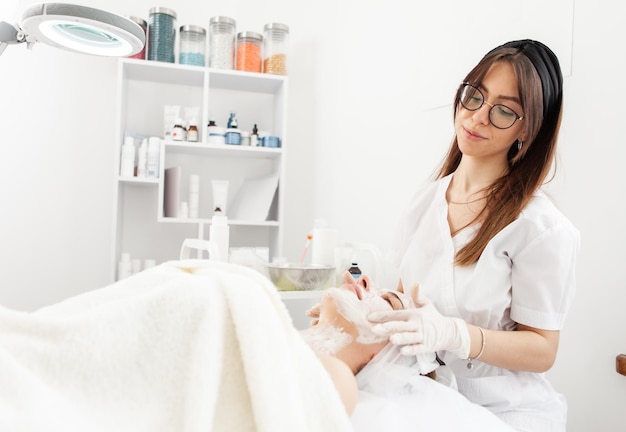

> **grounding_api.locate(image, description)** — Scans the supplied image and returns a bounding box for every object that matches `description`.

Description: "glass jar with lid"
[262,23,289,75]
[179,25,206,66]
[236,31,263,73]
[208,16,236,69]
[147,7,177,63]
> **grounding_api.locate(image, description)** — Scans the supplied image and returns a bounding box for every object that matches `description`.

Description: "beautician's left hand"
[368,284,470,359]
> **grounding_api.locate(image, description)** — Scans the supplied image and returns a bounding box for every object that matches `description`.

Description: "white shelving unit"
[111,58,288,281]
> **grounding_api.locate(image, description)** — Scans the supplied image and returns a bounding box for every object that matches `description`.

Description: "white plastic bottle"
[117,252,133,280]
[137,138,148,177]
[147,137,160,178]
[311,218,337,266]
[209,208,230,262]
[188,174,200,218]
[120,137,135,177]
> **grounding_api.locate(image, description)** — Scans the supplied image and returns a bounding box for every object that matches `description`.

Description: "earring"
[517,140,523,151]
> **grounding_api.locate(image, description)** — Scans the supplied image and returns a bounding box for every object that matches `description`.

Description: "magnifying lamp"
[0,2,145,57]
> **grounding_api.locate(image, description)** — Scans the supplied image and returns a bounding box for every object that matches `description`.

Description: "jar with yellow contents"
[262,23,289,75]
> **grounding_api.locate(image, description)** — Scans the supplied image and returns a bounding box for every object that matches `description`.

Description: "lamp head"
[1,2,145,57]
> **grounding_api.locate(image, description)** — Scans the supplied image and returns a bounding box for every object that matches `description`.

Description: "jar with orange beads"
[262,23,289,75]
[236,31,263,73]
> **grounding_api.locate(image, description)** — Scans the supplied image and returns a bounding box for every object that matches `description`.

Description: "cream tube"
[211,180,229,214]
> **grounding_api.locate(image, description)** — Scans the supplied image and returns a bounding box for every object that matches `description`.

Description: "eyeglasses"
[459,83,524,129]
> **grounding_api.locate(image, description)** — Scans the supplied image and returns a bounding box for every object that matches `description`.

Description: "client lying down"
[301,272,426,414]
[0,260,513,432]
[304,273,515,431]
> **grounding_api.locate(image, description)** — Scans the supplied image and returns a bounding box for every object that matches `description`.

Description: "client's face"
[301,273,413,374]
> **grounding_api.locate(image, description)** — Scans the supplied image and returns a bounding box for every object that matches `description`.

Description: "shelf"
[113,55,288,280]
[123,58,205,86]
[157,217,280,227]
[119,177,159,186]
[209,69,286,94]
[121,58,286,94]
[163,141,282,159]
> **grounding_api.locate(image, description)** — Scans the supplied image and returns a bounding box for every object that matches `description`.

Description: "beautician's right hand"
[368,283,470,359]
[305,271,373,326]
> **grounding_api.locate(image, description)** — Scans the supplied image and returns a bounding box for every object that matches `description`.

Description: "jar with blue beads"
[147,7,177,63]
[179,25,206,66]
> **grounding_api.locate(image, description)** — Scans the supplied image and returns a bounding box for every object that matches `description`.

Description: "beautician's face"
[455,61,526,167]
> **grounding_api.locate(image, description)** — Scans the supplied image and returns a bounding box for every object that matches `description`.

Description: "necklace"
[447,195,487,205]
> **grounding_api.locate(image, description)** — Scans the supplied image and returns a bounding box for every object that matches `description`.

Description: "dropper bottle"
[250,123,259,147]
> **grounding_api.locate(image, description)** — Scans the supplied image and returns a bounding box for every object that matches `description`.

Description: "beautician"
[368,40,580,431]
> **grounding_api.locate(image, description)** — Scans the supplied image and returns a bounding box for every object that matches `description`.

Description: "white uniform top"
[390,174,580,431]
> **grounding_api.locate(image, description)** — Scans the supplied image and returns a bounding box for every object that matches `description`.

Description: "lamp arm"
[0,21,26,44]
[0,21,29,56]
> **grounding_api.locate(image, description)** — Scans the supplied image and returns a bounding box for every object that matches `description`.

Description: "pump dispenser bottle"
[225,112,241,145]
[210,207,230,262]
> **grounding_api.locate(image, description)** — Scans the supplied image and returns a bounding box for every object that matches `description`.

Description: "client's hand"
[305,271,373,326]
[368,283,470,359]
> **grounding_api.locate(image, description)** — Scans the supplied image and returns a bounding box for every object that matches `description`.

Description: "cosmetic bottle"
[227,112,238,128]
[207,118,225,145]
[209,207,230,262]
[172,118,186,141]
[311,218,337,266]
[250,124,259,147]
[187,122,199,142]
[147,137,160,178]
[118,252,132,280]
[348,260,361,280]
[120,137,135,177]
[225,112,240,145]
[188,174,200,218]
[137,138,148,177]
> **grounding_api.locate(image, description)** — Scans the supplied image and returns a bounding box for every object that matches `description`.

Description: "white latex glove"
[368,284,470,359]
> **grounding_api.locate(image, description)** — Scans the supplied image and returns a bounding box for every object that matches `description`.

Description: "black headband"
[486,39,563,123]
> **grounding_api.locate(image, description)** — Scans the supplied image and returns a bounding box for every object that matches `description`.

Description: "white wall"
[0,0,624,430]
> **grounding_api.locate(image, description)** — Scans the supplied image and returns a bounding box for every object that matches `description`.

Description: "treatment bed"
[0,260,514,431]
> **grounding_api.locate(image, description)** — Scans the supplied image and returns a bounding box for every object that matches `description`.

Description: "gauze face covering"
[326,287,394,345]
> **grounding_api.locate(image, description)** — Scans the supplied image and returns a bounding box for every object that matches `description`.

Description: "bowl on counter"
[266,263,335,291]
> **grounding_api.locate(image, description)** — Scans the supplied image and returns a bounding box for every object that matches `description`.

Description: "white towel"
[0,260,353,432]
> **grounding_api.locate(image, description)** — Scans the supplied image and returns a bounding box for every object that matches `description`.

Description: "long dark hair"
[437,40,563,265]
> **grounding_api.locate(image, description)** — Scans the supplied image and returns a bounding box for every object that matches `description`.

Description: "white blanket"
[0,260,353,432]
